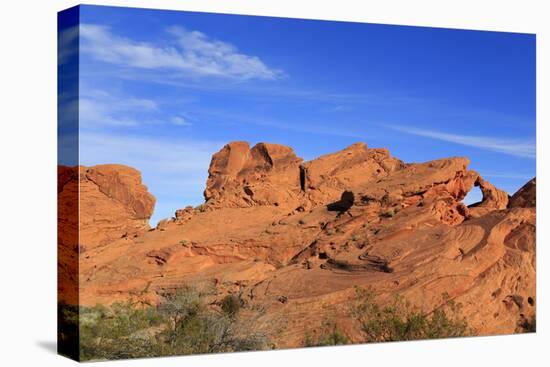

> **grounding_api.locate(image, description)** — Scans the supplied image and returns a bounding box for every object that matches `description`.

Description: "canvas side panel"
[57,5,80,362]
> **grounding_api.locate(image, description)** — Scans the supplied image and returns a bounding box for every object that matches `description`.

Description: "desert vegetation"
[352,288,470,342]
[305,288,471,347]
[304,321,350,347]
[59,283,536,360]
[59,286,270,361]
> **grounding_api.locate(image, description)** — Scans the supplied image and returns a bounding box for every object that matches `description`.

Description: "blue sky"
[67,5,535,225]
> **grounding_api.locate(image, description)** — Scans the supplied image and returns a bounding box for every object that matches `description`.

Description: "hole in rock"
[463,185,482,206]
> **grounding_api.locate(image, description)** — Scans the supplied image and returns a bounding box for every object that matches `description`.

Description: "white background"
[0,0,547,365]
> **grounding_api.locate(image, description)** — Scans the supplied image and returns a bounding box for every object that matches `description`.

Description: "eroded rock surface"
[509,178,536,208]
[61,142,536,346]
[301,143,404,205]
[58,164,155,250]
[467,176,510,218]
[204,141,304,209]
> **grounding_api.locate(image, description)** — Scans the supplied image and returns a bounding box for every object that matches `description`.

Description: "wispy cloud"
[80,23,283,81]
[100,72,398,106]
[170,116,192,126]
[79,89,160,127]
[80,131,220,173]
[78,89,193,129]
[387,125,535,159]
[80,132,223,224]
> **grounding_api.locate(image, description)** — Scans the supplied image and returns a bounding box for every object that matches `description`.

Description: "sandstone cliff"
[204,141,303,209]
[60,142,536,346]
[58,164,155,303]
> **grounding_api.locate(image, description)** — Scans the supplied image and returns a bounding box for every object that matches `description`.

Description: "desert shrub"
[303,317,350,347]
[157,287,267,355]
[79,302,164,360]
[322,328,350,345]
[221,294,241,318]
[77,286,269,360]
[353,288,469,342]
[305,328,350,347]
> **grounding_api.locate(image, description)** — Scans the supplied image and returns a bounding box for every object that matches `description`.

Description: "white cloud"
[79,89,160,127]
[170,116,192,126]
[80,23,283,81]
[80,132,223,224]
[77,88,196,128]
[80,132,220,173]
[387,125,535,159]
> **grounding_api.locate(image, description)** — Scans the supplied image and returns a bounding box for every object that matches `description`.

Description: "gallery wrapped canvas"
[58,4,536,362]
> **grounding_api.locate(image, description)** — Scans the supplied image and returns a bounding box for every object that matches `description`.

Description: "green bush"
[305,329,350,347]
[303,317,350,347]
[158,287,267,355]
[65,285,475,360]
[76,286,268,361]
[353,288,469,342]
[79,302,164,360]
[220,294,241,318]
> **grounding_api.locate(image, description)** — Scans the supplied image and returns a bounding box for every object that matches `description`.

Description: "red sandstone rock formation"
[467,176,510,218]
[77,164,156,249]
[509,178,536,208]
[60,142,536,346]
[58,166,79,304]
[301,142,404,205]
[204,141,303,209]
[58,164,155,303]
